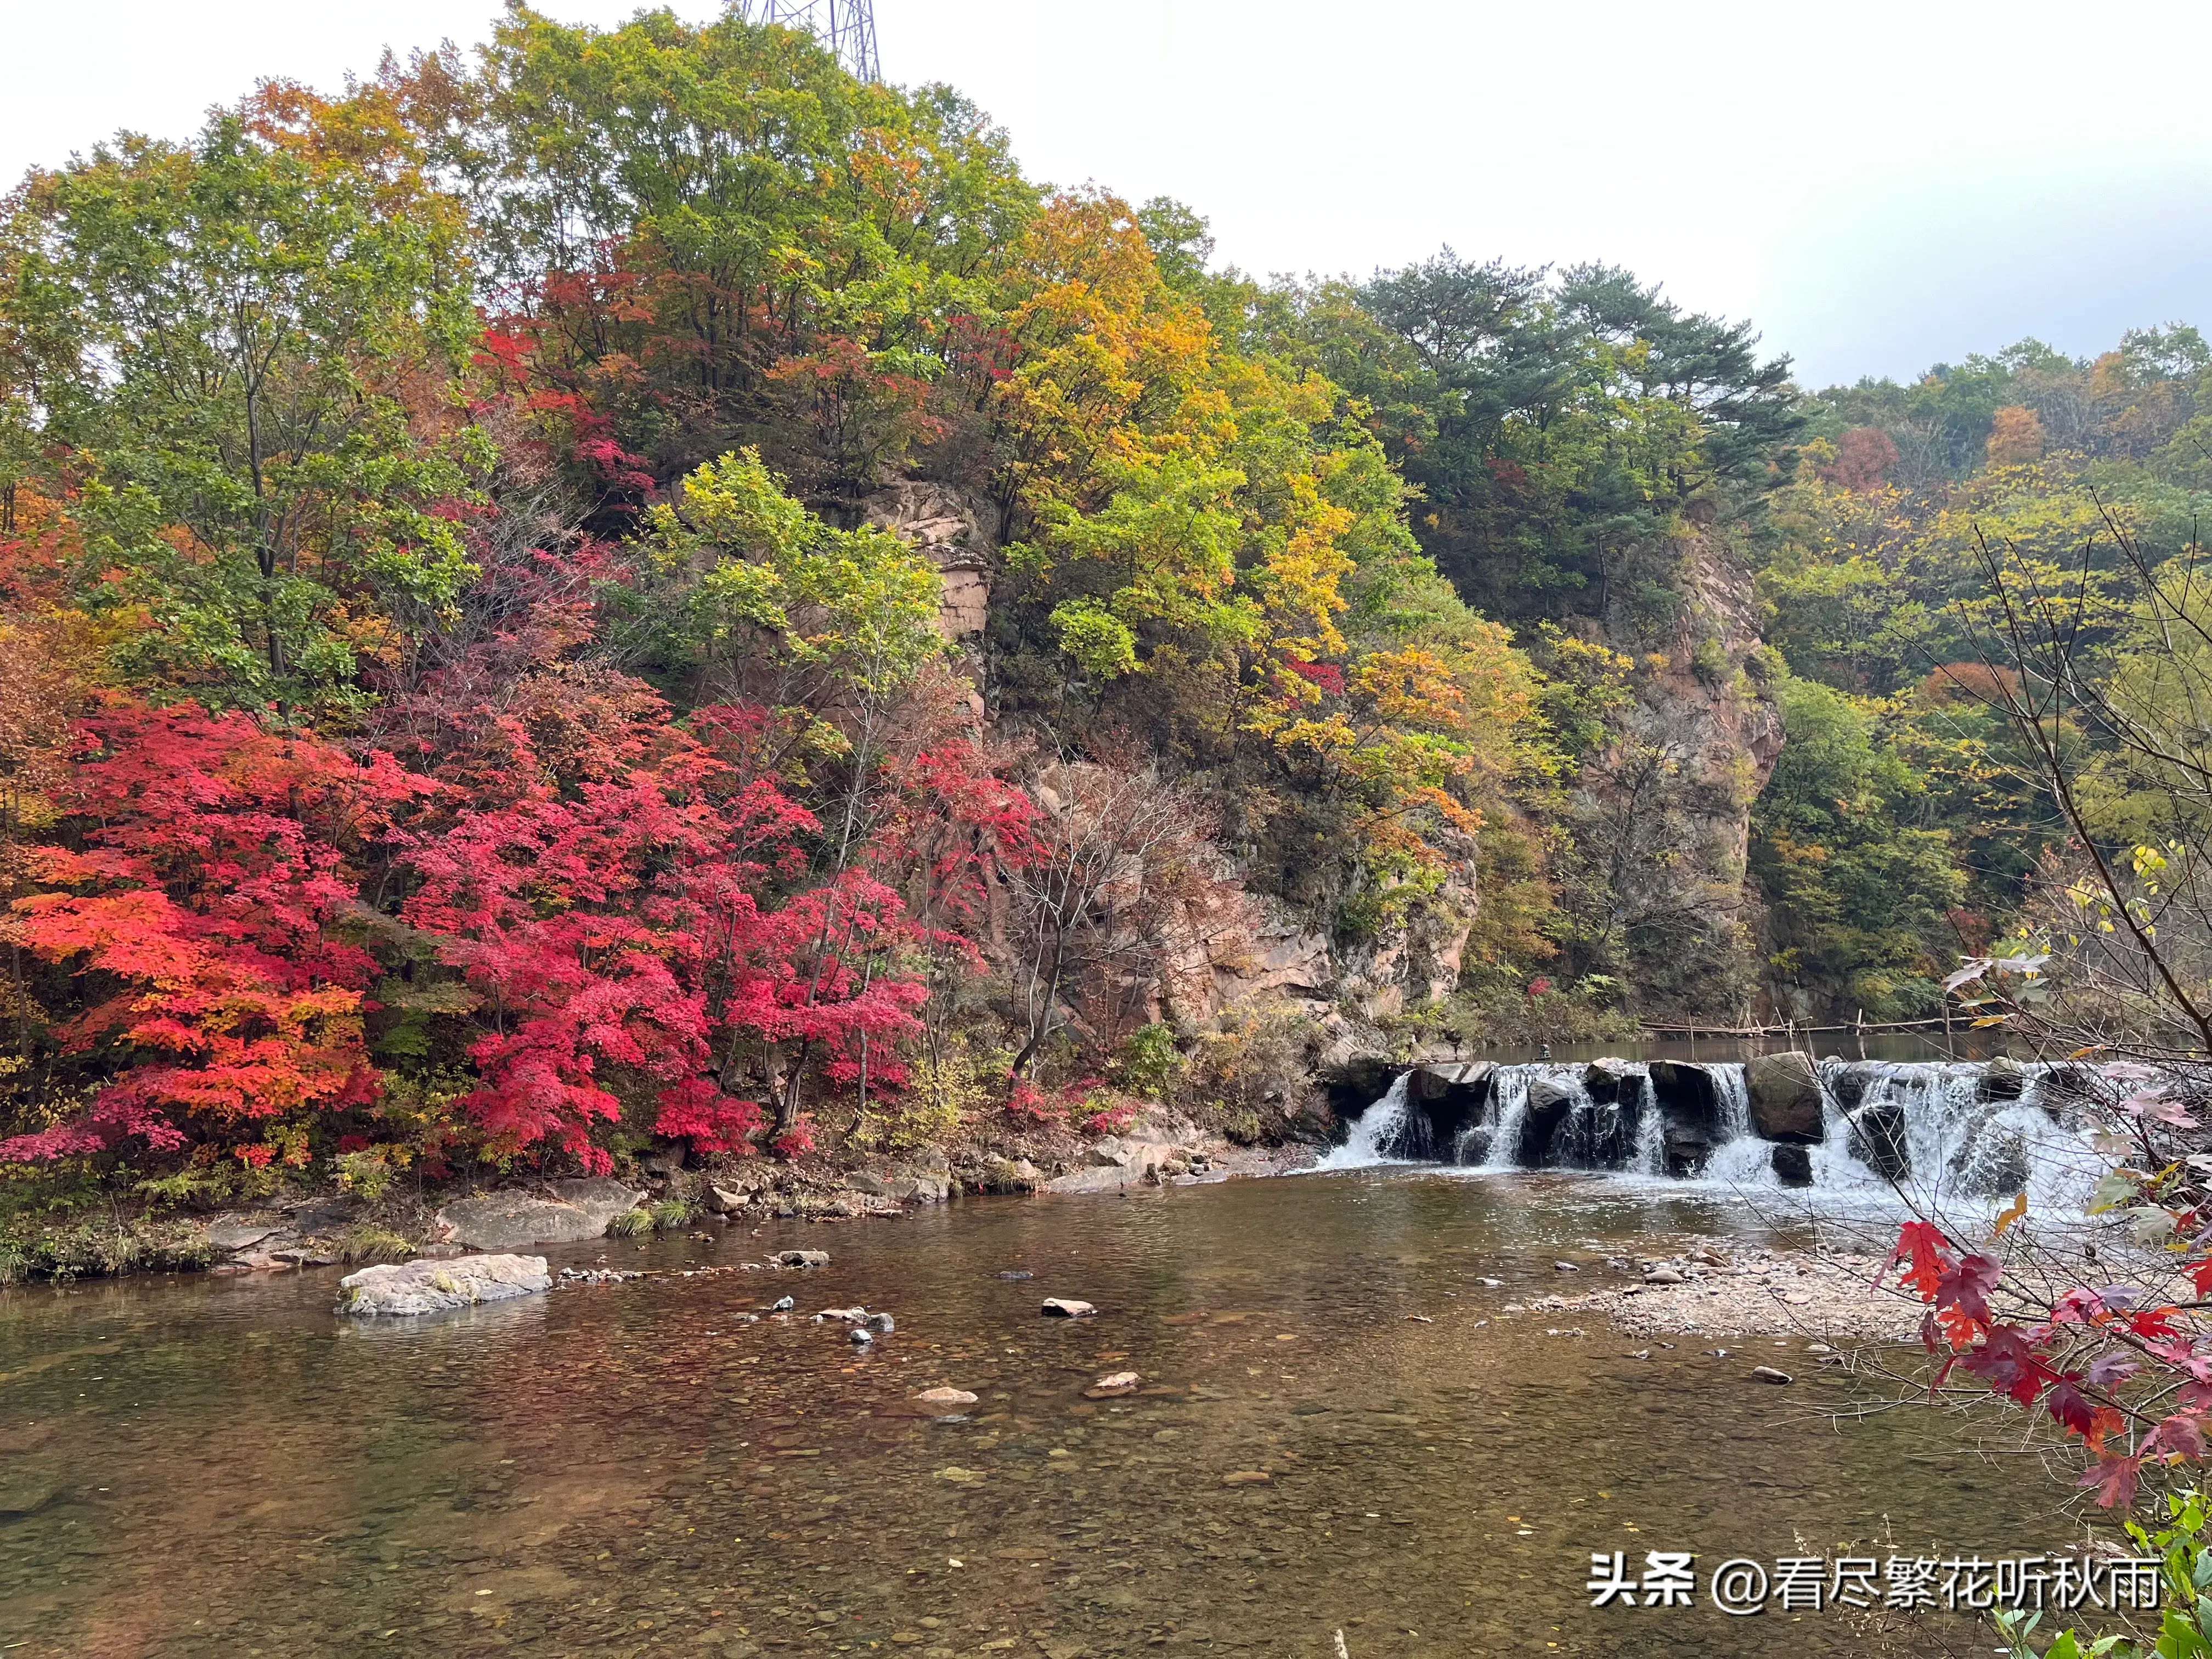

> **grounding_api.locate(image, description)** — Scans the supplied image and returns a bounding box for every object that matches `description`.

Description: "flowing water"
[1330,1058,2109,1218]
[0,1171,2085,1657]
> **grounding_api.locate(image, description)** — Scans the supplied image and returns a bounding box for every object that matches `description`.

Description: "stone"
[1553,1261,1582,1272]
[1748,1365,1793,1385]
[1980,1055,2028,1101]
[1084,1371,1141,1398]
[704,1185,755,1215]
[776,1250,831,1268]
[1745,1052,1826,1144]
[335,1254,551,1317]
[913,1387,978,1408]
[1848,1098,1911,1182]
[850,1327,874,1347]
[1041,1298,1097,1318]
[1770,1143,1814,1188]
[436,1181,644,1251]
[1220,1470,1271,1486]
[206,1216,289,1253]
[846,1171,892,1196]
[997,1270,1034,1280]
[868,1312,895,1334]
[1643,1267,1684,1285]
[771,1296,795,1312]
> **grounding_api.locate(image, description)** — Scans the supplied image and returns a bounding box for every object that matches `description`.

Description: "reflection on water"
[1,1172,2079,1656]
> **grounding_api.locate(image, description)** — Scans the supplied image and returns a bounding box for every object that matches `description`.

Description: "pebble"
[868,1312,895,1333]
[913,1387,978,1408]
[850,1328,874,1347]
[1553,1261,1581,1273]
[1041,1298,1096,1318]
[1084,1371,1141,1398]
[1750,1365,1792,1385]
[771,1296,795,1312]
[1477,1277,1504,1288]
[997,1271,1034,1280]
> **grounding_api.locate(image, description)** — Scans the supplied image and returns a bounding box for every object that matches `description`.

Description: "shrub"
[649,1197,693,1229]
[608,1207,656,1237]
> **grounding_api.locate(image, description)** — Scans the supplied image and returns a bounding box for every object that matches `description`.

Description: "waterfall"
[1314,1054,2114,1210]
[1311,1073,1413,1170]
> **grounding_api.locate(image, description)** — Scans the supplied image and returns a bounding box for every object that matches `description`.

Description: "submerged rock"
[335,1254,550,1316]
[1041,1297,1097,1318]
[776,1250,831,1268]
[1746,1053,1825,1143]
[1770,1144,1814,1188]
[1749,1365,1793,1385]
[913,1387,979,1408]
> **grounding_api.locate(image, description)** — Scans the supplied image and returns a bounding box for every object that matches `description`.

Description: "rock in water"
[1848,1097,1911,1181]
[868,1312,895,1333]
[335,1254,550,1316]
[1745,1053,1826,1144]
[913,1387,979,1408]
[776,1249,831,1268]
[1085,1371,1141,1398]
[1749,1365,1793,1385]
[1770,1143,1814,1188]
[1041,1297,1097,1318]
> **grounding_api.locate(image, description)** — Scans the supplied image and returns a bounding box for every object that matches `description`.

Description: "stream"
[0,1163,2086,1657]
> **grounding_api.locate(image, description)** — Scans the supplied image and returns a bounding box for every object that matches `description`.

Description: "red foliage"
[1282,658,1345,696]
[3,699,427,1160]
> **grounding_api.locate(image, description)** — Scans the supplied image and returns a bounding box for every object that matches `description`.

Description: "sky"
[4,0,2208,388]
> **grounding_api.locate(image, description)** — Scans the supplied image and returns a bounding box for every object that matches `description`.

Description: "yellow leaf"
[1994,1191,2027,1238]
[1970,1014,2011,1028]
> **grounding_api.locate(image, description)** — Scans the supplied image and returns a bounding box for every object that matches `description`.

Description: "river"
[0,1166,2087,1657]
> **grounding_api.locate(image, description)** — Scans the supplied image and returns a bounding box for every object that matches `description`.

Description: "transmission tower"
[746,1,882,84]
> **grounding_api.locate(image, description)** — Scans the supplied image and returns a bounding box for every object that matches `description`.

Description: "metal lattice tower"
[746,1,882,83]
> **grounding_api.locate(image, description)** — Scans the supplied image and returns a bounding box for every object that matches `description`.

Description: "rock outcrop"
[435,1179,644,1251]
[335,1254,551,1316]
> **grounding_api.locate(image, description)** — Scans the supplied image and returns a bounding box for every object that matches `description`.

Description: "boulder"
[1745,1052,1826,1144]
[980,1158,1041,1194]
[1848,1098,1910,1181]
[1979,1055,2028,1101]
[335,1254,550,1317]
[436,1180,645,1251]
[776,1250,831,1268]
[1770,1144,1814,1188]
[845,1171,893,1196]
[1826,1061,1888,1113]
[1517,1074,1583,1165]
[704,1184,755,1215]
[206,1216,290,1254]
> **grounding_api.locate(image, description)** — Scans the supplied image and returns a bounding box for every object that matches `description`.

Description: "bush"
[608,1207,656,1237]
[649,1197,693,1229]
[1994,1487,2212,1656]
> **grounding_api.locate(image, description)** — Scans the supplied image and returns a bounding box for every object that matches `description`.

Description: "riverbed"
[0,1167,2094,1657]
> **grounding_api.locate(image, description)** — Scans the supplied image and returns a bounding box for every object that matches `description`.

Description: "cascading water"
[1309,1073,1413,1170]
[1318,1053,2112,1210]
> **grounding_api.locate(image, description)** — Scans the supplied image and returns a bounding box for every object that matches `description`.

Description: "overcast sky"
[5,1,2207,388]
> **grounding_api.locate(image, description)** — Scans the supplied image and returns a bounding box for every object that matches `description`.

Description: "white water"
[1318,1055,2111,1212]
[1308,1073,1414,1171]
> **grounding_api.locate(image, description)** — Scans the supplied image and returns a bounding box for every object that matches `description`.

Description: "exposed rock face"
[863,480,997,641]
[335,1254,550,1316]
[1567,527,1785,1018]
[436,1180,644,1251]
[1745,1052,1826,1144]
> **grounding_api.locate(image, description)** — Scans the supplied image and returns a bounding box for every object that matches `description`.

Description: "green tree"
[0,110,482,712]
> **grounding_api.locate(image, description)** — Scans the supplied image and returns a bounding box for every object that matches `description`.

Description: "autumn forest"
[3,3,2204,1197]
